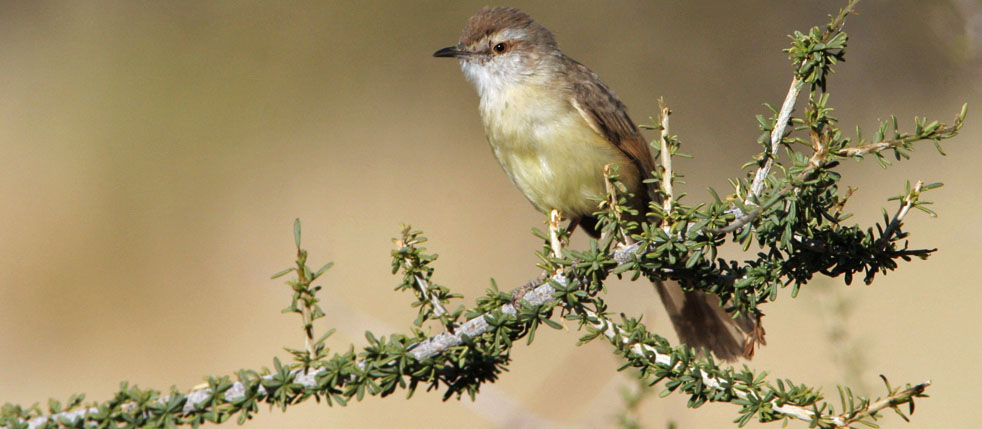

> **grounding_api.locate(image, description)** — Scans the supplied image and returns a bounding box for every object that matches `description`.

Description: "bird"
[434,7,759,361]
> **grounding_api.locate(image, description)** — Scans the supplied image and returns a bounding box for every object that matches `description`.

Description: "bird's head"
[434,7,559,97]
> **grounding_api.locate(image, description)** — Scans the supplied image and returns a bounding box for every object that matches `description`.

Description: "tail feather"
[652,279,764,361]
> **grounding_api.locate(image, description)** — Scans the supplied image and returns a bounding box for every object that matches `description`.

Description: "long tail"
[652,279,765,361]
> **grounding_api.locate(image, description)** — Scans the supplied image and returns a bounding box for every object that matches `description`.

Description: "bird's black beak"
[433,45,462,58]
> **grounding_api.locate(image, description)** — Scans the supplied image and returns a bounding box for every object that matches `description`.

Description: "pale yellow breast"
[479,82,640,218]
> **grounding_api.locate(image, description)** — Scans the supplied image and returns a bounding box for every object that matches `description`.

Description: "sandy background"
[1,1,980,427]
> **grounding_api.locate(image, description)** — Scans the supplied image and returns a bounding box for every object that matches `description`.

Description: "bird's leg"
[549,209,564,259]
[566,217,581,238]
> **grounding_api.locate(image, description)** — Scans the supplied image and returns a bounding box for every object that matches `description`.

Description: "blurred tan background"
[1,1,979,427]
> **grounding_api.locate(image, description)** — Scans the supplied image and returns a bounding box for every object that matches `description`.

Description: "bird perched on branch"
[434,7,761,360]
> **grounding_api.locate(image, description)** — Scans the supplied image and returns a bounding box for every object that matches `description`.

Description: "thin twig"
[833,379,931,427]
[658,99,674,232]
[879,181,922,250]
[710,121,830,235]
[710,77,802,235]
[414,274,447,317]
[549,209,564,258]
[293,250,317,357]
[747,77,802,204]
[602,164,633,244]
[396,231,449,318]
[571,283,835,424]
[836,124,961,157]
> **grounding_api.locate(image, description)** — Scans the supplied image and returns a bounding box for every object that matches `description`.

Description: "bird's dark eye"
[493,42,507,53]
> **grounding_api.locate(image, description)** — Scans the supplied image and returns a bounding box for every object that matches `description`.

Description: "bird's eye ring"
[492,42,507,54]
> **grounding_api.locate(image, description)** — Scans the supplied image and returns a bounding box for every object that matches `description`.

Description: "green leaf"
[271,268,294,279]
[314,262,335,279]
[294,218,302,248]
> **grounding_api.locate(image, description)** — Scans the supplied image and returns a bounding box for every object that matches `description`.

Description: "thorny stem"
[747,77,803,203]
[836,121,962,157]
[839,380,931,426]
[416,273,447,317]
[658,99,674,232]
[549,209,565,259]
[718,77,803,235]
[711,119,840,235]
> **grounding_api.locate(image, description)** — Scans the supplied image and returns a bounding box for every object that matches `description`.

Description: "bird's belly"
[487,111,640,218]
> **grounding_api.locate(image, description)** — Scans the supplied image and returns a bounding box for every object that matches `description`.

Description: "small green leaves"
[273,219,334,369]
[391,226,463,330]
[839,104,965,167]
[785,0,855,91]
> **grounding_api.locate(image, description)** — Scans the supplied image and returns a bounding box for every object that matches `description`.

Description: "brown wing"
[566,57,656,181]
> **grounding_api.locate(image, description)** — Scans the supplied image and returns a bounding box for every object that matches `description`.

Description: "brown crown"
[459,7,557,49]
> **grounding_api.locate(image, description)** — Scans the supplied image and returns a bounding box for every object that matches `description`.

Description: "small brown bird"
[435,7,759,360]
